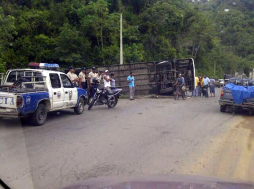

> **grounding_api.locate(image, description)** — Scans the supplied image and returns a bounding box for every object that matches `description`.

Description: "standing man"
[103,70,112,90]
[203,75,210,98]
[88,67,98,101]
[88,67,98,87]
[209,77,215,97]
[127,72,135,100]
[193,76,199,97]
[67,66,79,87]
[79,67,87,90]
[98,70,103,84]
[198,76,202,96]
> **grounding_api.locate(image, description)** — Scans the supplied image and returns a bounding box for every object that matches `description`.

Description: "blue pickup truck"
[0,67,87,126]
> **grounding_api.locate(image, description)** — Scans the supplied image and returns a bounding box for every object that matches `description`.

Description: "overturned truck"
[95,58,195,96]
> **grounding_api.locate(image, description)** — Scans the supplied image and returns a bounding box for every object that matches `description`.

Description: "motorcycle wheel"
[108,96,118,109]
[88,98,96,110]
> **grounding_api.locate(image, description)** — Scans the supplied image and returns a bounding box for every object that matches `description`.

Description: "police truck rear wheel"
[74,98,84,114]
[32,104,47,126]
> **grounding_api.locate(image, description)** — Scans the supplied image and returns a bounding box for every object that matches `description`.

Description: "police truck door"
[49,73,64,109]
[60,74,78,107]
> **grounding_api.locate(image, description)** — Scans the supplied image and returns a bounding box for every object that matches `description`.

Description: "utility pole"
[120,13,123,65]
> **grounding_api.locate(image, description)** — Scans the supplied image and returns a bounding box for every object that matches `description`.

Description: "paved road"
[0,91,254,189]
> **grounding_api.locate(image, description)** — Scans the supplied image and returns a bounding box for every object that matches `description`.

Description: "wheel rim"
[38,109,45,121]
[108,96,115,106]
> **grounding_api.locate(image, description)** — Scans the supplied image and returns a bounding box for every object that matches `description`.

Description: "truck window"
[17,71,25,79]
[24,72,32,81]
[60,74,73,88]
[34,72,43,82]
[50,74,61,88]
[7,71,17,83]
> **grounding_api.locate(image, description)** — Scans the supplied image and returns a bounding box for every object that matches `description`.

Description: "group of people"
[193,75,215,98]
[66,66,136,100]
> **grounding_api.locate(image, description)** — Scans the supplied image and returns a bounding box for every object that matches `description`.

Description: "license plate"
[0,97,15,106]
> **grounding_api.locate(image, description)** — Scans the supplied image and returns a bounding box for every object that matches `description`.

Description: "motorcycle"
[88,84,122,110]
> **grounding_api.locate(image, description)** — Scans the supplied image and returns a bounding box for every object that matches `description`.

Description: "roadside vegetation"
[0,0,254,77]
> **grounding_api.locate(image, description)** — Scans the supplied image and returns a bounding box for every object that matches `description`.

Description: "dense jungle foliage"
[0,0,254,77]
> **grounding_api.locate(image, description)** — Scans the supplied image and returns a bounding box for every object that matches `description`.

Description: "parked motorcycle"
[88,78,122,110]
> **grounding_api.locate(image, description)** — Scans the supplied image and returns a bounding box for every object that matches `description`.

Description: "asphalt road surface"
[0,90,254,189]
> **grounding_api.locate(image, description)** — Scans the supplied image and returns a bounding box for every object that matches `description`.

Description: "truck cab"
[0,66,87,126]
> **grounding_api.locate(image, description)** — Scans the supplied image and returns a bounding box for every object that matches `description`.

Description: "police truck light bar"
[29,62,60,70]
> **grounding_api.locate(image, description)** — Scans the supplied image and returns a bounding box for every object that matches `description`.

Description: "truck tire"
[220,105,226,112]
[74,98,84,114]
[32,104,47,126]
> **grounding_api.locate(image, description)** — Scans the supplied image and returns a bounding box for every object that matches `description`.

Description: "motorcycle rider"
[110,73,116,90]
[175,73,185,91]
[103,70,112,90]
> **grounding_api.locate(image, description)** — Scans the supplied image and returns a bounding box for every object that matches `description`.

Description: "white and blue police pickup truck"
[0,63,87,126]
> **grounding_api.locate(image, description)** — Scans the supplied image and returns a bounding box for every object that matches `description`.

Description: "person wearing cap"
[103,70,112,90]
[67,66,79,87]
[127,72,135,100]
[88,67,98,87]
[79,67,88,90]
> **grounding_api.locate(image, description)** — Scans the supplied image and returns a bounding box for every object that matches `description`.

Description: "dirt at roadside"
[180,116,254,182]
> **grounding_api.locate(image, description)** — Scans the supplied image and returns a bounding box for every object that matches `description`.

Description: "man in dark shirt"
[175,74,185,90]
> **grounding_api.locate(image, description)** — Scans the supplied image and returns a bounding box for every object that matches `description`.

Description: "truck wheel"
[32,104,47,126]
[74,98,84,114]
[220,105,226,112]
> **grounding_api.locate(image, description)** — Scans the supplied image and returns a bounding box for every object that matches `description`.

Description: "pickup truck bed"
[0,91,49,118]
[219,86,254,114]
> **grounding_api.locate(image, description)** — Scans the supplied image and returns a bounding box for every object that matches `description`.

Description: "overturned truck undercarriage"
[73,58,195,96]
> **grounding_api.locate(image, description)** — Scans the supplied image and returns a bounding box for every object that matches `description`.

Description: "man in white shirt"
[103,70,112,90]
[79,67,87,89]
[203,75,210,98]
[67,66,79,87]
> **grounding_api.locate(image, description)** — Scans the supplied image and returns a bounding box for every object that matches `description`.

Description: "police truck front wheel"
[32,104,47,126]
[74,98,84,114]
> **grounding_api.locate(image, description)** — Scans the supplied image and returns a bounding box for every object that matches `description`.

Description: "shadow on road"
[0,118,22,128]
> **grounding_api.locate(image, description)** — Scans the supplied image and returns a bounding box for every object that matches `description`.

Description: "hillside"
[0,0,253,77]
